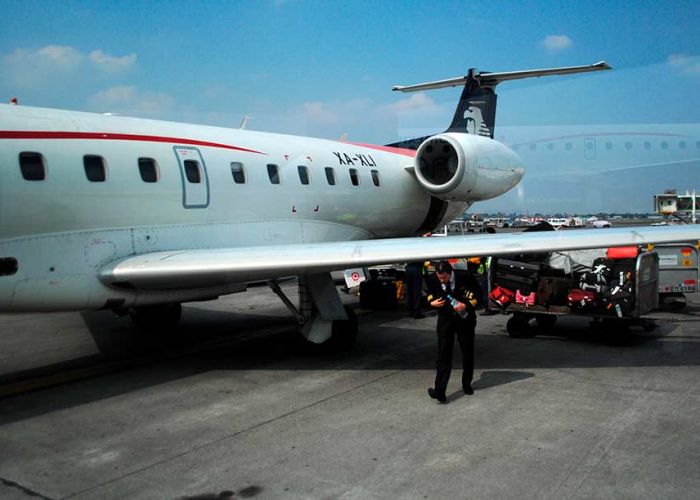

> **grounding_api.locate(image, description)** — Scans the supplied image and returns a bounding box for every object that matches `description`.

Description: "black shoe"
[463,385,474,395]
[428,388,447,403]
[479,309,498,316]
[413,312,425,319]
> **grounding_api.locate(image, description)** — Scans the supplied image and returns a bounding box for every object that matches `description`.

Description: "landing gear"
[129,303,182,330]
[268,273,359,351]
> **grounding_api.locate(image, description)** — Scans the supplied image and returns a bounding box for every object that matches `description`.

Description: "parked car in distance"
[592,220,612,228]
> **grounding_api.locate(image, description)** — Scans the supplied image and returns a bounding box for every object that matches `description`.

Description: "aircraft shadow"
[0,307,698,424]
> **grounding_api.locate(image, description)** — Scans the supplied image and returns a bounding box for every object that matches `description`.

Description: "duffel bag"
[489,286,515,307]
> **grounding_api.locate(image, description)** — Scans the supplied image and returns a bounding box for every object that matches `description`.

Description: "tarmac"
[1,285,699,499]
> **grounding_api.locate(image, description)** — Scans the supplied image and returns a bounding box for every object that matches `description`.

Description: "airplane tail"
[387,61,611,148]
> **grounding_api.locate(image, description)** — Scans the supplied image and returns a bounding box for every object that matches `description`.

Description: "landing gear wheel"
[535,314,557,330]
[507,315,533,338]
[130,303,182,331]
[326,306,358,351]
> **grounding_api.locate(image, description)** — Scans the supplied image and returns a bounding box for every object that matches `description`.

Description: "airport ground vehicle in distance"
[1,61,698,347]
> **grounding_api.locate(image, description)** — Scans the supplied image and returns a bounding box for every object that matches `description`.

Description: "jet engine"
[414,133,524,202]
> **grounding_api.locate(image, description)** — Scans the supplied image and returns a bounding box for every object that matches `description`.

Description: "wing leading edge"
[99,226,700,291]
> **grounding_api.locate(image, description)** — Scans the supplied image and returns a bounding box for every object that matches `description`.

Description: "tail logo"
[464,104,491,137]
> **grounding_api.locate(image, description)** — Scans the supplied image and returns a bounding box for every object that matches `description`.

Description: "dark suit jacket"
[425,269,482,324]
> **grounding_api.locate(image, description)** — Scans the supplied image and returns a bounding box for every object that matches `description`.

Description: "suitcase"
[536,276,570,307]
[602,281,634,318]
[495,259,542,295]
[360,279,397,310]
[489,285,515,307]
[568,289,598,312]
[579,258,614,293]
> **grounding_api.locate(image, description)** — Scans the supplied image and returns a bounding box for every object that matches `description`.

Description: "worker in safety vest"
[468,256,496,315]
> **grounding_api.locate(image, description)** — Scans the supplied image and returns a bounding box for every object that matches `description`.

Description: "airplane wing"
[99,226,700,291]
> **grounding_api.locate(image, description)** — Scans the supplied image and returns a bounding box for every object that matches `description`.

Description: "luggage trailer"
[655,243,699,310]
[489,251,661,338]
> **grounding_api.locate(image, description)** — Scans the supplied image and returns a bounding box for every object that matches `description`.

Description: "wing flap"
[99,226,699,290]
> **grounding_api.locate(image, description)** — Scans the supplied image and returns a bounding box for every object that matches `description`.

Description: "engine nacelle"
[414,132,524,202]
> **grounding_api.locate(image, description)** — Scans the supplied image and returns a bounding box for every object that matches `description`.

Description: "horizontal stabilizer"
[393,61,612,93]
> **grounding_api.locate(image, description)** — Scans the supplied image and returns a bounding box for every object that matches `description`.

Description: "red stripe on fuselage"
[0,131,267,155]
[341,140,417,158]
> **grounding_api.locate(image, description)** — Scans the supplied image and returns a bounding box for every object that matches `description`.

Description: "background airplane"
[1,62,698,348]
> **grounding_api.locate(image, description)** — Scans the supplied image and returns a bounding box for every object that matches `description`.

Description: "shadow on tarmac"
[1,306,698,425]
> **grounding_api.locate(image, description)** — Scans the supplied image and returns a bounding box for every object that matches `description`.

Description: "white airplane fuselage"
[0,104,523,312]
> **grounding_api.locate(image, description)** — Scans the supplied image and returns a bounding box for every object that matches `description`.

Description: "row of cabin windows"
[16,153,382,187]
[19,152,159,183]
[260,164,380,187]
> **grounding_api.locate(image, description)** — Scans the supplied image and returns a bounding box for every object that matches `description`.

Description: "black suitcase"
[360,279,397,310]
[495,259,542,295]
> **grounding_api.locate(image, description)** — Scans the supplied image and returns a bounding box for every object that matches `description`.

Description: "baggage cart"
[489,252,660,338]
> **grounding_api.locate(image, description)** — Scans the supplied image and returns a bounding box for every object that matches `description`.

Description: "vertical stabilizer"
[391,61,611,142]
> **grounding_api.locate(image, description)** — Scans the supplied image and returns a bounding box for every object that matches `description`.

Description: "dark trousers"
[405,264,423,315]
[434,315,475,394]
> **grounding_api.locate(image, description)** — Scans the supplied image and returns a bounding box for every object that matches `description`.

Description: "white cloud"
[88,86,174,116]
[89,50,136,75]
[302,101,340,125]
[667,53,700,76]
[36,45,85,67]
[1,45,135,88]
[542,34,573,52]
[382,93,437,113]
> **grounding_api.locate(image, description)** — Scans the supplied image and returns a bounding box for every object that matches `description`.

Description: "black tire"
[326,306,358,351]
[535,314,557,330]
[130,303,182,331]
[642,319,657,332]
[507,315,533,338]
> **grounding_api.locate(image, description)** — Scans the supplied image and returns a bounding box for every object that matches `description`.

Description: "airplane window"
[325,167,336,185]
[643,141,651,150]
[349,168,360,186]
[231,162,246,184]
[0,257,18,276]
[19,152,46,181]
[547,143,554,151]
[138,158,159,183]
[529,144,537,151]
[267,164,280,184]
[371,169,381,186]
[661,141,668,150]
[184,159,201,183]
[696,141,700,149]
[624,142,632,150]
[605,142,613,150]
[84,155,107,182]
[565,143,572,151]
[297,165,310,185]
[679,141,686,149]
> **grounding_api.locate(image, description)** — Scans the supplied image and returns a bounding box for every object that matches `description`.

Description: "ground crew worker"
[405,261,425,319]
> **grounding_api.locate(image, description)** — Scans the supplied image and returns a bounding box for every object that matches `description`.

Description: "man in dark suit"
[425,260,482,403]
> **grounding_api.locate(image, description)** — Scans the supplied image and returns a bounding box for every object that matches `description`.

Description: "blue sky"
[1,0,698,144]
